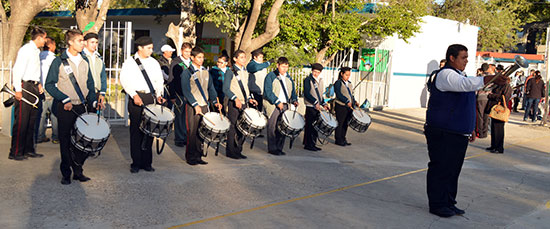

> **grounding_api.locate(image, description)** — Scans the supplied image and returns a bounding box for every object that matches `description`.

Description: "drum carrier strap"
[232,67,250,103]
[313,79,324,106]
[344,80,355,108]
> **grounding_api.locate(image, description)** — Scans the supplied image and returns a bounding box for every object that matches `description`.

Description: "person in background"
[511,71,524,113]
[523,71,545,122]
[82,33,107,109]
[169,42,193,147]
[158,44,175,109]
[475,63,492,139]
[37,37,59,144]
[209,53,230,105]
[247,49,272,114]
[485,78,512,154]
[521,69,536,111]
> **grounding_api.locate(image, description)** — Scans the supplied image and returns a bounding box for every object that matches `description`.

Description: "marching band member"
[120,36,165,174]
[263,57,298,156]
[223,50,257,159]
[303,63,328,151]
[82,33,107,108]
[181,47,221,165]
[334,67,358,147]
[247,49,271,115]
[169,42,193,147]
[209,53,229,105]
[9,27,47,161]
[45,29,103,184]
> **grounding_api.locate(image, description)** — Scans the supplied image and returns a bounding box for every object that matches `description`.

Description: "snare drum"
[277,110,305,138]
[140,104,175,138]
[199,112,231,143]
[71,113,111,153]
[313,110,338,137]
[349,109,371,133]
[237,108,267,138]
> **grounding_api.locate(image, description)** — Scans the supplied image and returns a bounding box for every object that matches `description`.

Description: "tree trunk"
[75,0,110,35]
[234,0,285,56]
[0,0,50,136]
[166,0,197,56]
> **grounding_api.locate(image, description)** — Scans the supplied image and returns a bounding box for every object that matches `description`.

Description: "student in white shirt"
[9,27,47,161]
[37,37,58,144]
[120,36,165,174]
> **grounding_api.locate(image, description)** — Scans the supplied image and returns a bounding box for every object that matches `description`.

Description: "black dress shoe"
[279,151,286,155]
[26,152,44,158]
[61,177,71,185]
[11,155,27,161]
[130,167,140,173]
[8,154,14,160]
[187,160,198,165]
[304,146,318,151]
[485,147,494,151]
[238,154,247,159]
[73,174,91,182]
[314,146,322,151]
[335,142,346,147]
[175,142,186,147]
[198,159,208,165]
[345,142,352,146]
[450,205,465,215]
[268,151,281,156]
[429,207,455,218]
[226,154,241,159]
[490,149,503,154]
[143,166,155,172]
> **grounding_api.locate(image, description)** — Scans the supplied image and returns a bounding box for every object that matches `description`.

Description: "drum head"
[75,113,110,139]
[352,109,371,124]
[282,110,305,129]
[243,108,267,127]
[320,111,338,127]
[203,112,231,131]
[144,104,175,122]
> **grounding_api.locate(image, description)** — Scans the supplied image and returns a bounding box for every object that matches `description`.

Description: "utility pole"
[542,26,550,126]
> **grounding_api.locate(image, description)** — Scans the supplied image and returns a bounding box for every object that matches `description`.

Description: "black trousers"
[424,125,469,209]
[185,103,207,162]
[303,106,319,148]
[267,103,288,153]
[128,93,155,169]
[490,118,505,152]
[9,82,39,157]
[226,100,246,156]
[512,97,520,112]
[475,99,489,138]
[57,103,88,178]
[334,103,352,145]
[173,94,187,144]
[252,92,263,112]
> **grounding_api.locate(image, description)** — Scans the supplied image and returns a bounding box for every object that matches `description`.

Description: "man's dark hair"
[445,44,468,62]
[65,29,83,45]
[233,50,246,60]
[191,46,204,57]
[31,27,47,40]
[496,64,504,71]
[218,54,229,62]
[181,42,193,50]
[277,57,289,65]
[481,63,490,72]
[43,37,55,51]
[311,63,324,71]
[440,59,446,64]
[252,49,264,58]
[83,33,99,41]
[338,67,352,80]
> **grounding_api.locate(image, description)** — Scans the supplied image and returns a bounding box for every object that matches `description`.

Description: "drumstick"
[142,105,157,117]
[199,113,216,127]
[216,97,223,120]
[72,110,89,126]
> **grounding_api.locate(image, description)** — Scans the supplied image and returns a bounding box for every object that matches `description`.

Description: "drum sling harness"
[232,68,259,150]
[61,59,99,162]
[135,57,168,155]
[277,76,296,149]
[191,69,222,157]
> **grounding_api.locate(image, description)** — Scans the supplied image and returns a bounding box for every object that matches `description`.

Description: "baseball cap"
[161,45,175,52]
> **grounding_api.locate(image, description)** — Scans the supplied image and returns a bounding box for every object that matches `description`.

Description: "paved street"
[0,108,549,229]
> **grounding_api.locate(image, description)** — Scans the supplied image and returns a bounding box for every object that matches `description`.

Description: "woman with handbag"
[485,78,512,154]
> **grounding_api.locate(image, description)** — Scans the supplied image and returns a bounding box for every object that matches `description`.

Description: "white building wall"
[386,16,479,109]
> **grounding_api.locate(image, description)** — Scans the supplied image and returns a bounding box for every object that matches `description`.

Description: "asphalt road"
[0,108,548,229]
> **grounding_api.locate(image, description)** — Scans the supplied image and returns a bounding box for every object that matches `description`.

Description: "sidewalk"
[0,108,548,228]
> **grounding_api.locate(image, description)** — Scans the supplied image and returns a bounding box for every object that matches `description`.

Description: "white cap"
[161,45,175,52]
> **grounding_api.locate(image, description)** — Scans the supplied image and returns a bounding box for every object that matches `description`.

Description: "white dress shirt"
[278,73,289,104]
[120,53,164,98]
[66,50,83,67]
[40,50,56,85]
[83,48,97,66]
[435,68,484,92]
[12,41,41,91]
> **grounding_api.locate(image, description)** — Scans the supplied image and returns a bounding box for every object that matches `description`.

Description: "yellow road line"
[169,135,550,228]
